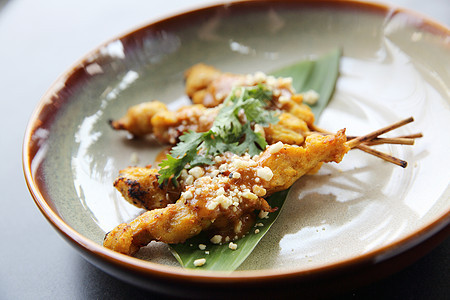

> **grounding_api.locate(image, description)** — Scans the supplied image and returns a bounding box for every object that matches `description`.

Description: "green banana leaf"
[271,48,341,117]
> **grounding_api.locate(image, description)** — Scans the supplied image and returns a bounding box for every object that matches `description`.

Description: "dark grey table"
[1,0,448,298]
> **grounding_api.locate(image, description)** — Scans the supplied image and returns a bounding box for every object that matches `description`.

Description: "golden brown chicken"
[111,102,310,145]
[110,70,315,146]
[110,102,218,142]
[113,166,182,210]
[103,130,349,255]
[185,64,316,125]
[185,63,243,107]
[108,101,168,137]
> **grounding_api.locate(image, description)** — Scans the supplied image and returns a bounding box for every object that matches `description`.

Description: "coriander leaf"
[235,124,267,156]
[158,84,277,186]
[157,131,204,185]
[170,131,204,158]
[243,84,273,104]
[158,154,189,186]
[190,155,214,167]
[201,133,238,156]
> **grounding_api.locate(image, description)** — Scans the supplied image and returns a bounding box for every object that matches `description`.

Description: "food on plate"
[104,63,420,267]
[110,64,314,145]
[104,131,349,255]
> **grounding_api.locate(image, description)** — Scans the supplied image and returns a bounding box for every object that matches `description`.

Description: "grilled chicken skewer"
[110,64,315,145]
[105,117,418,255]
[104,130,349,255]
[113,116,418,214]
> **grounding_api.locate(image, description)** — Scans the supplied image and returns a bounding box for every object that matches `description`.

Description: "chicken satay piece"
[111,99,311,146]
[104,195,272,256]
[185,64,294,107]
[113,166,182,210]
[104,131,349,255]
[110,64,315,140]
[184,65,318,129]
[109,64,224,136]
[109,101,168,136]
[151,104,218,144]
[184,63,233,107]
[110,102,311,146]
[276,95,315,127]
[264,112,310,145]
[104,204,207,255]
[110,100,219,142]
[259,130,349,194]
[104,163,273,255]
[185,64,265,105]
[151,108,311,146]
[185,64,315,125]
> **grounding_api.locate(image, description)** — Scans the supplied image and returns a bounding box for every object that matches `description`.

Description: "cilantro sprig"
[157,84,278,186]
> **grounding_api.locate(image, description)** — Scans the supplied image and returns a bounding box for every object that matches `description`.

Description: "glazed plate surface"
[24,0,449,295]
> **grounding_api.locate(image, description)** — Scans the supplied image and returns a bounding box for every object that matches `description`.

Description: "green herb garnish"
[158,84,278,186]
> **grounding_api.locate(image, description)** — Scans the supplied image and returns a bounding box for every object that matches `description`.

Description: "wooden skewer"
[362,137,415,146]
[396,133,423,139]
[310,117,417,168]
[355,144,408,168]
[345,117,414,149]
[346,133,423,144]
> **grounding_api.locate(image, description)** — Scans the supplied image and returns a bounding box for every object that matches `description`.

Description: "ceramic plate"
[23,0,449,297]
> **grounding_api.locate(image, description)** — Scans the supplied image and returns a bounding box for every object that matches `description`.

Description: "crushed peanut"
[189,166,205,179]
[242,190,258,200]
[256,167,274,181]
[252,185,267,197]
[258,210,269,219]
[268,141,284,154]
[193,258,206,267]
[228,242,238,250]
[302,90,320,105]
[210,235,222,244]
